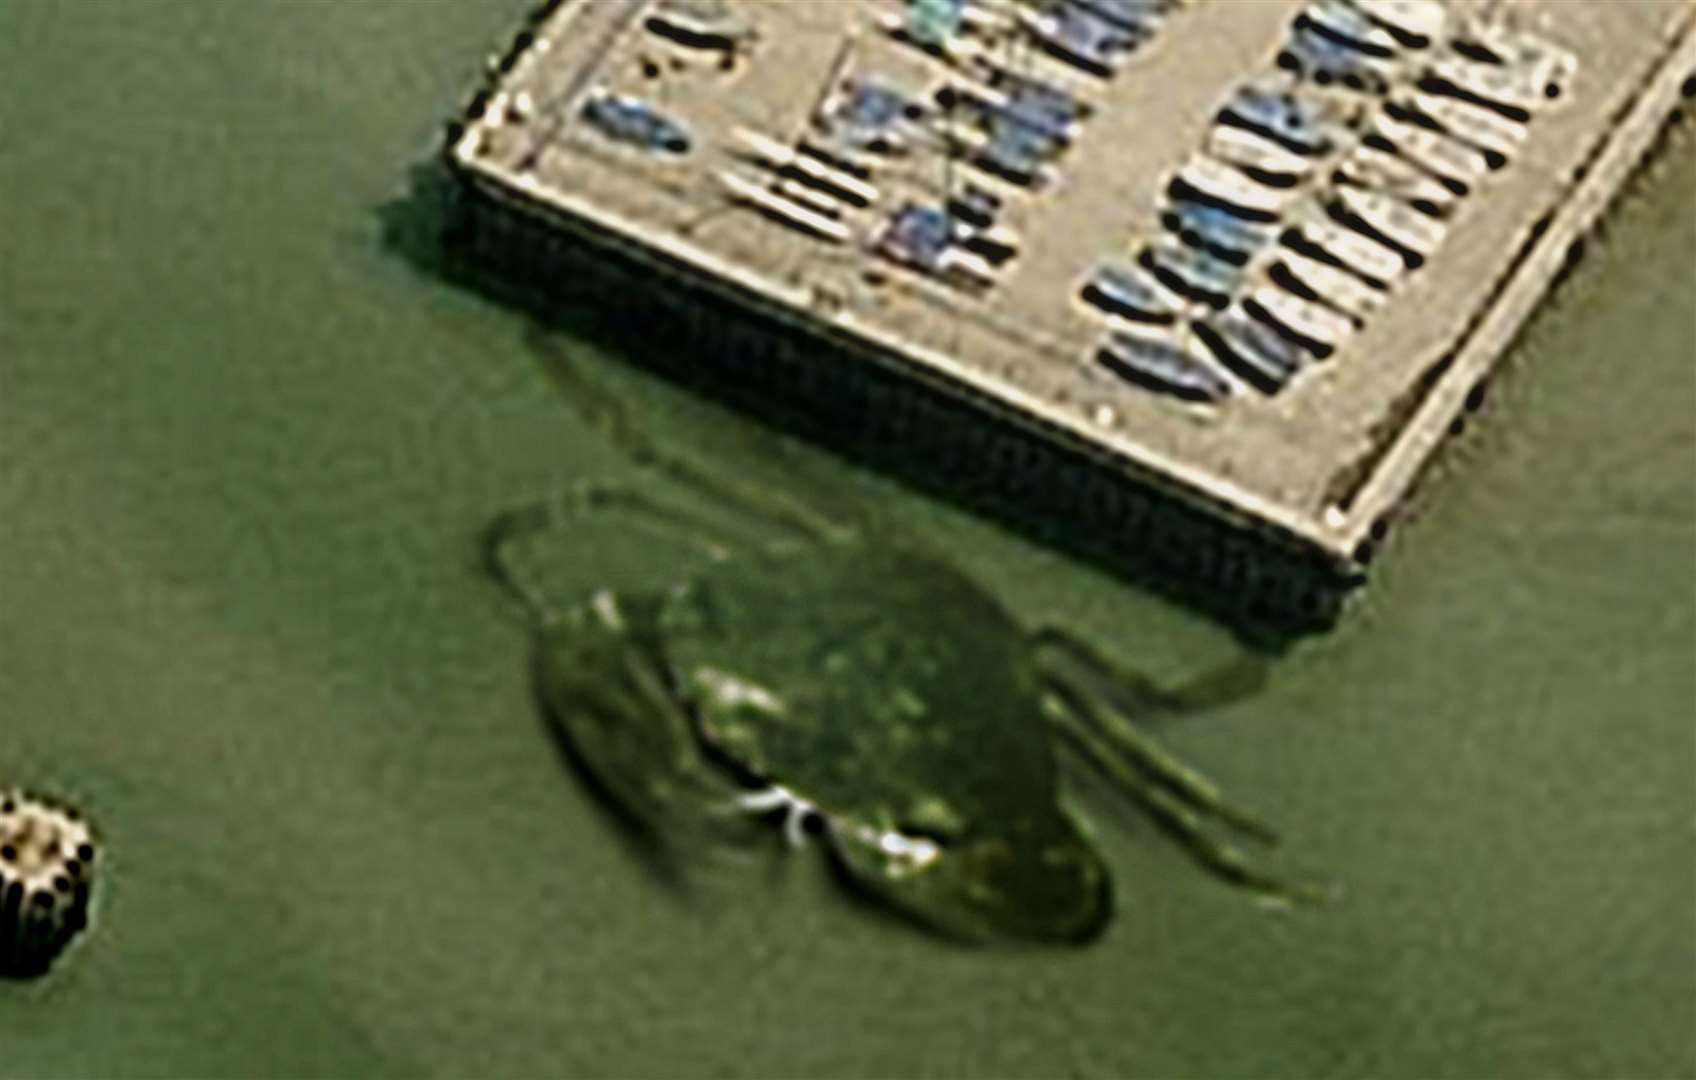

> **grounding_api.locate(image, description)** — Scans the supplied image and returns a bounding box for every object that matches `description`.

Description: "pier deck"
[448,0,1695,577]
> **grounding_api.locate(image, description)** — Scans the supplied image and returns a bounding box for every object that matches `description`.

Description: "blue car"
[580,92,692,154]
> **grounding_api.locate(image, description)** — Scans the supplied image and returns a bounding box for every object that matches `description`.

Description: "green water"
[1,2,1691,1077]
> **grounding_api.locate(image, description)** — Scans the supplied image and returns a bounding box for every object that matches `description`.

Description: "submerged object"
[0,789,98,977]
[481,372,1328,943]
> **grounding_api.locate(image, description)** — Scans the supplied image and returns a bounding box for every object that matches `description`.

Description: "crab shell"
[534,543,1112,943]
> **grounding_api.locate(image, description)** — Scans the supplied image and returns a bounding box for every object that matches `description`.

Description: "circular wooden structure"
[0,789,98,977]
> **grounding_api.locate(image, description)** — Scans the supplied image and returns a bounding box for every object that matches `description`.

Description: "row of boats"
[1080,0,1579,404]
[712,2,1135,284]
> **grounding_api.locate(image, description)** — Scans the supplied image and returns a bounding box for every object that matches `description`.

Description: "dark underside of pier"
[383,156,1364,646]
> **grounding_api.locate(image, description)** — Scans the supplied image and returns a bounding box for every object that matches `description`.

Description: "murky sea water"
[2,3,1692,1077]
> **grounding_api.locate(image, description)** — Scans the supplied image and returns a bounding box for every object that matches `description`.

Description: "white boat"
[1337,142,1459,212]
[1246,283,1355,356]
[1346,0,1445,47]
[1097,325,1235,404]
[733,127,881,206]
[1305,0,1402,57]
[646,0,757,51]
[716,171,852,243]
[1288,210,1406,285]
[773,177,845,218]
[1175,154,1295,219]
[1370,113,1494,184]
[1272,247,1387,323]
[1407,91,1529,162]
[1442,23,1578,109]
[1335,184,1447,256]
[1205,122,1315,181]
[934,247,1000,288]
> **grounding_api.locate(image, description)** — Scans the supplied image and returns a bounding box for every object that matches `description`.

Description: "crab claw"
[829,811,1111,944]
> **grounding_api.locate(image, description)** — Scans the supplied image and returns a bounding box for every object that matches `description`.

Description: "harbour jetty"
[441,0,1696,626]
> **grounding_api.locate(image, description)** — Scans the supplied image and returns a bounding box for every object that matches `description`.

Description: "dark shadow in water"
[0,962,53,982]
[376,159,1352,653]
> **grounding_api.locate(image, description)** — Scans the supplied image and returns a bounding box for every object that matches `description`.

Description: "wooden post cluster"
[0,788,98,977]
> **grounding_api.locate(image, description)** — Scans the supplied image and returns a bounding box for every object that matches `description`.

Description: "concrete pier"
[444,0,1696,620]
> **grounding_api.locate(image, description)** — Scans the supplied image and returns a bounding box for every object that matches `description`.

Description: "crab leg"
[1031,627,1270,716]
[1046,701,1333,908]
[526,329,853,546]
[1043,675,1278,845]
[482,480,743,625]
